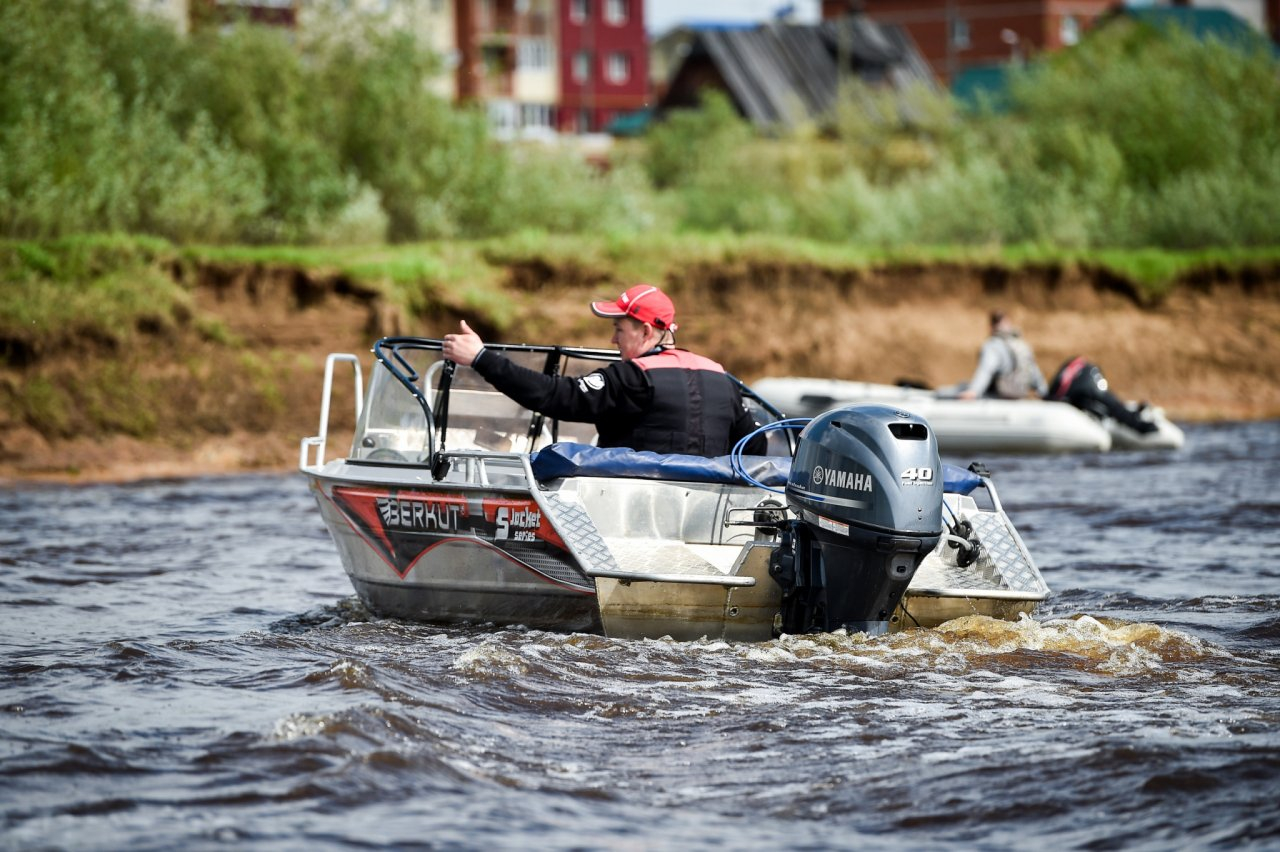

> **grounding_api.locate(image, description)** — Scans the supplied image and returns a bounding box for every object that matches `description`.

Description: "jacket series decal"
[328,486,573,581]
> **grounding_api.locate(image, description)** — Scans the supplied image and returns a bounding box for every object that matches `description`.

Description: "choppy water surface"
[2,421,1278,850]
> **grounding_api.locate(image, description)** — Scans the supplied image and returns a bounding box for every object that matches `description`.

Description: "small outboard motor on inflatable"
[1049,357,1158,434]
[769,405,944,636]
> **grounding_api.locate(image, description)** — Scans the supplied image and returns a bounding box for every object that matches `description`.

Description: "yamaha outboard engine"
[769,405,944,635]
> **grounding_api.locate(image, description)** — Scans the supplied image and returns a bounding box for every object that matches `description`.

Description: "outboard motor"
[1049,356,1158,434]
[769,405,943,635]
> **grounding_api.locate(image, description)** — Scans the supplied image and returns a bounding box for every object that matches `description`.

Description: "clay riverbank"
[2,258,1277,483]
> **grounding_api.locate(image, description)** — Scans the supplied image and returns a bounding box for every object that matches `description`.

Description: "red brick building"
[557,0,649,133]
[824,0,1117,84]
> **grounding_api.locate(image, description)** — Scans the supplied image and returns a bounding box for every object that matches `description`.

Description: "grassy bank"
[8,234,1279,344]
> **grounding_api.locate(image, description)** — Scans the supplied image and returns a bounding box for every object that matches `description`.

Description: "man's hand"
[442,320,484,366]
[957,388,977,400]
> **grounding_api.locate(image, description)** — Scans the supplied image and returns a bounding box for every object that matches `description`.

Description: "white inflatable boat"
[751,377,1184,455]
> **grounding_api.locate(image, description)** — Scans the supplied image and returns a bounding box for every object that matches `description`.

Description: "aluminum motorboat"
[299,338,1050,641]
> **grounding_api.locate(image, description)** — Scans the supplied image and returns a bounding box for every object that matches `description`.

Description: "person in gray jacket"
[957,310,1048,400]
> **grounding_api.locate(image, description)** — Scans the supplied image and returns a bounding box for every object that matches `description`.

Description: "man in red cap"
[442,284,762,457]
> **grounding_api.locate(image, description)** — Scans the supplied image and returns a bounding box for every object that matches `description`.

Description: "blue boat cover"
[530,443,791,486]
[530,442,985,495]
[942,465,983,496]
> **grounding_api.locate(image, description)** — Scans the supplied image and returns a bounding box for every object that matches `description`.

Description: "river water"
[2,421,1278,850]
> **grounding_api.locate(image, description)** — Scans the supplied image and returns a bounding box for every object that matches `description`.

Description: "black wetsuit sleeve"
[471,349,651,423]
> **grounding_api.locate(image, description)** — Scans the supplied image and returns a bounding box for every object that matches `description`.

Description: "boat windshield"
[349,338,608,463]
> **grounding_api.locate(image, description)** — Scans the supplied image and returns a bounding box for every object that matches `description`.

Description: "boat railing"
[299,353,363,471]
[300,338,792,477]
[437,449,530,489]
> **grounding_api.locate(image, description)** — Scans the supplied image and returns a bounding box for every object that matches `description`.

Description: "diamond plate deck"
[537,490,621,575]
[911,511,1048,597]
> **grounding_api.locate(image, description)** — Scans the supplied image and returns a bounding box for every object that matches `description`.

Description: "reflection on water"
[2,421,1279,849]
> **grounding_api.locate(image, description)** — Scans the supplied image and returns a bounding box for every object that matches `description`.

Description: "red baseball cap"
[589,284,678,331]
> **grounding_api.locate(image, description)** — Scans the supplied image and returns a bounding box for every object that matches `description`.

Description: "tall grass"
[0,238,192,352]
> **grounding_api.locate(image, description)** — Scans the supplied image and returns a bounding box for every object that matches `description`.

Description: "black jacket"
[471,347,762,456]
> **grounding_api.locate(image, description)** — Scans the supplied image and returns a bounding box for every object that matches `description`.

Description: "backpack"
[993,334,1039,399]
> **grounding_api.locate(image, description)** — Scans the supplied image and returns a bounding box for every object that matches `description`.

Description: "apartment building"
[456,0,559,138]
[557,0,649,133]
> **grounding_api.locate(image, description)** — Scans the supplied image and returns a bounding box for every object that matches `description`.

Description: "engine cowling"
[770,405,944,635]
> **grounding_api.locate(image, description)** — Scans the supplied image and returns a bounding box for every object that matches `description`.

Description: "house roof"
[1119,6,1261,44]
[1105,6,1280,58]
[657,17,935,130]
[665,21,758,33]
[951,64,1011,110]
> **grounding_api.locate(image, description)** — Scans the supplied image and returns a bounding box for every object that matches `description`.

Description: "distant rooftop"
[650,20,761,38]
[657,17,935,130]
[1121,6,1264,43]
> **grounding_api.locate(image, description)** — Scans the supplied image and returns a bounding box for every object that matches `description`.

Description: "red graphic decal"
[481,497,566,549]
[331,487,470,579]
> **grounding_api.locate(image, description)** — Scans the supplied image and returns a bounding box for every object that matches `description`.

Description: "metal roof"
[658,17,936,130]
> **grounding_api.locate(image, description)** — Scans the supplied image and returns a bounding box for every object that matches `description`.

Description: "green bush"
[644,91,753,190]
[183,22,352,241]
[0,0,272,241]
[499,152,662,237]
[309,27,484,240]
[998,20,1280,247]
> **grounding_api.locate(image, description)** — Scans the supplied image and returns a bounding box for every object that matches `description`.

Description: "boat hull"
[754,376,1185,454]
[893,593,1040,630]
[306,460,1048,641]
[754,377,1112,454]
[594,543,780,642]
[308,467,603,632]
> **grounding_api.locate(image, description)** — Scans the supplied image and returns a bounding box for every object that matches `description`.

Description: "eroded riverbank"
[2,255,1277,483]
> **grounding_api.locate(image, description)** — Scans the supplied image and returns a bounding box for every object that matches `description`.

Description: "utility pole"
[584,1,593,133]
[945,0,955,84]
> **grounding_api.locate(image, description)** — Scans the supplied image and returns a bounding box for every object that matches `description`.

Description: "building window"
[578,109,593,133]
[488,100,517,134]
[605,51,630,84]
[1060,14,1080,46]
[950,17,970,49]
[521,103,553,131]
[604,0,628,26]
[572,50,592,83]
[570,0,588,24]
[518,38,552,70]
